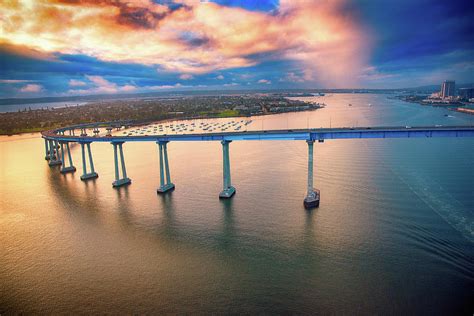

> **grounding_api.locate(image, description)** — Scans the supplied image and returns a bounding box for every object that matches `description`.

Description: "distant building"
[441,80,455,98]
[458,88,474,100]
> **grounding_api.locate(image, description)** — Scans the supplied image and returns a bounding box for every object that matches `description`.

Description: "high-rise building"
[458,88,474,100]
[441,80,455,98]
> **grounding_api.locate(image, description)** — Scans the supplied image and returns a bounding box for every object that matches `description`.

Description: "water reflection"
[2,94,474,314]
[157,192,178,239]
[218,199,236,250]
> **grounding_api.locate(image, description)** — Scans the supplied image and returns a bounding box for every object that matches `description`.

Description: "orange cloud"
[0,0,370,86]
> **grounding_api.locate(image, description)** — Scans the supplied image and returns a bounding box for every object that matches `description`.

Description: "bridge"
[41,122,474,209]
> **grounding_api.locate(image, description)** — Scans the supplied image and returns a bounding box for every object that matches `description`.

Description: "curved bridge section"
[41,122,474,209]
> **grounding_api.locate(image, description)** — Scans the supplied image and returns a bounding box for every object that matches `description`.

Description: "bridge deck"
[42,125,474,142]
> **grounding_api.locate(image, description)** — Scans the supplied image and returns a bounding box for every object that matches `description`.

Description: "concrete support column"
[163,142,171,184]
[112,141,131,187]
[81,143,87,175]
[44,139,50,160]
[156,141,175,193]
[60,142,76,174]
[48,140,54,160]
[158,142,165,187]
[80,142,98,181]
[307,140,314,195]
[303,140,320,209]
[113,143,119,181]
[48,140,62,166]
[119,143,127,179]
[219,140,236,199]
[60,142,65,165]
[87,143,95,173]
[67,143,73,167]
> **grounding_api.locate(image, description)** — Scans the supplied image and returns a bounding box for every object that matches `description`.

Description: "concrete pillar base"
[60,166,76,174]
[157,183,175,194]
[112,178,131,187]
[304,189,320,209]
[219,186,236,199]
[80,172,99,181]
[48,160,62,166]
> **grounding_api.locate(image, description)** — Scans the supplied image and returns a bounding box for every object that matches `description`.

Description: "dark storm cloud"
[56,0,188,29]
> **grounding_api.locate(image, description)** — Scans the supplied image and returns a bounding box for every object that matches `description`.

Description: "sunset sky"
[0,0,473,97]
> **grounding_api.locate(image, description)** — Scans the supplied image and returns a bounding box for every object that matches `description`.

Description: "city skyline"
[1,0,473,98]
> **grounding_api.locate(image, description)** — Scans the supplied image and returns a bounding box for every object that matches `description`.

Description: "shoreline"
[394,95,474,115]
[1,106,324,136]
[0,95,322,136]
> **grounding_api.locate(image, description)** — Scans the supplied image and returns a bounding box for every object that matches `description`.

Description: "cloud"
[120,84,137,92]
[0,0,370,85]
[67,75,136,94]
[0,79,33,83]
[258,79,271,84]
[20,84,43,92]
[68,79,87,87]
[216,75,224,80]
[179,74,194,80]
[147,83,184,90]
[358,66,397,81]
[239,74,253,79]
[281,72,304,83]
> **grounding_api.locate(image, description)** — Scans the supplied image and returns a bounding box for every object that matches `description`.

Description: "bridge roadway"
[41,124,474,209]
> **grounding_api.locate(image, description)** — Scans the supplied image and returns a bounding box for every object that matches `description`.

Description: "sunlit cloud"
[0,0,370,87]
[68,79,87,87]
[258,79,271,84]
[19,83,43,92]
[148,83,184,90]
[67,75,136,95]
[0,79,34,84]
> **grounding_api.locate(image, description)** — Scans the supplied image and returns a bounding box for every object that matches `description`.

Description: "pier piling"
[80,142,98,180]
[219,140,236,198]
[156,141,175,193]
[112,142,131,187]
[59,141,76,174]
[304,140,320,209]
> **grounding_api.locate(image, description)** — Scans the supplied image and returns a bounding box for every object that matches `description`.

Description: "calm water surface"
[1,94,473,313]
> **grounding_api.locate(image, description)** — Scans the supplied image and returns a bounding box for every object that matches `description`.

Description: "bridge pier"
[112,141,131,187]
[156,141,175,193]
[44,139,50,160]
[80,142,98,180]
[48,140,62,166]
[219,140,236,199]
[59,141,76,174]
[304,140,320,209]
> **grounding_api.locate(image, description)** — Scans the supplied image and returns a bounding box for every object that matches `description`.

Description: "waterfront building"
[441,80,455,99]
[458,87,474,100]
